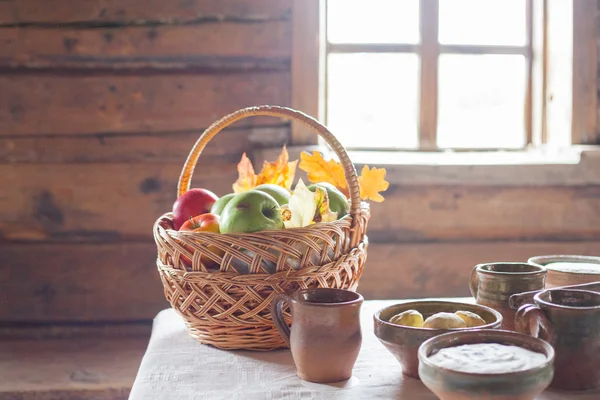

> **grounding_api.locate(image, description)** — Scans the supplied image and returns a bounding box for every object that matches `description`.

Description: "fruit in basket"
[389,309,424,327]
[179,213,220,233]
[220,190,283,234]
[455,310,486,327]
[254,184,291,205]
[308,182,349,217]
[423,312,468,329]
[178,213,223,270]
[172,188,219,230]
[210,193,236,216]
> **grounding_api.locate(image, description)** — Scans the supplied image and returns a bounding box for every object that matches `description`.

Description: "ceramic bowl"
[418,329,554,400]
[373,301,502,378]
[528,255,600,288]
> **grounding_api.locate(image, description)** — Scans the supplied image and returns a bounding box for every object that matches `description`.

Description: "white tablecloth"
[130,299,598,400]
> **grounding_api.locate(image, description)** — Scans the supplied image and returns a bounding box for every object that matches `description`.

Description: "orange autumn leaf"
[358,165,389,202]
[255,145,298,190]
[232,153,257,193]
[299,151,347,195]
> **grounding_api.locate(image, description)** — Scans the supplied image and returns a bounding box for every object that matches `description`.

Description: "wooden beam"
[0,242,165,322]
[0,125,289,164]
[328,43,528,55]
[544,0,573,146]
[365,184,600,242]
[2,163,600,243]
[328,43,418,53]
[4,239,599,322]
[350,149,600,186]
[0,322,151,340]
[418,0,439,150]
[0,0,291,25]
[0,73,290,136]
[290,0,320,145]
[0,163,237,242]
[0,22,290,70]
[530,0,547,145]
[359,240,600,299]
[525,0,534,145]
[571,0,598,145]
[0,336,148,400]
[440,44,528,56]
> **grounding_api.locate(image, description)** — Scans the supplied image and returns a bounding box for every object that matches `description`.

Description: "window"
[291,0,598,150]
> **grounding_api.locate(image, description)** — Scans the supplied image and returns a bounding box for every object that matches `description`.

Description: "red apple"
[172,188,218,230]
[178,213,224,270]
[179,213,220,233]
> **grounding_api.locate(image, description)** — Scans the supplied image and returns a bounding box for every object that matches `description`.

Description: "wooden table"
[130,299,598,399]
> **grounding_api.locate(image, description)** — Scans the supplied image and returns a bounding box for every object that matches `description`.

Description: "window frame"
[290,0,599,150]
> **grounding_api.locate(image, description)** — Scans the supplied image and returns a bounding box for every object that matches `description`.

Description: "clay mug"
[270,288,363,383]
[515,289,600,391]
[470,262,546,331]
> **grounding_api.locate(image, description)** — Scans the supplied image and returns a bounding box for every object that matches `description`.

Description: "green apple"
[220,190,283,234]
[254,184,291,205]
[308,182,349,217]
[210,193,236,216]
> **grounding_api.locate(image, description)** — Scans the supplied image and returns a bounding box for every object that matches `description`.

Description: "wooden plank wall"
[1,1,599,325]
[0,0,292,323]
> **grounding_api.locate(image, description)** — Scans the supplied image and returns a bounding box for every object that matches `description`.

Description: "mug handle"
[515,304,553,341]
[270,293,291,347]
[469,265,479,298]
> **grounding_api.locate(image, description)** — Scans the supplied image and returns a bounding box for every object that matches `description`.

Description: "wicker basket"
[153,105,370,351]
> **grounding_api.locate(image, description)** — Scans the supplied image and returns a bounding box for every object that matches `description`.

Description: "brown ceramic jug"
[515,289,600,391]
[470,262,546,331]
[270,288,363,383]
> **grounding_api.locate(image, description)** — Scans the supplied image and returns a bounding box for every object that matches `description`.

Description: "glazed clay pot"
[418,329,554,400]
[470,262,546,331]
[528,255,600,288]
[270,288,363,383]
[516,289,600,391]
[373,301,502,379]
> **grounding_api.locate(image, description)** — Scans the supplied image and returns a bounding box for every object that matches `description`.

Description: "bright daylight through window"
[325,0,532,150]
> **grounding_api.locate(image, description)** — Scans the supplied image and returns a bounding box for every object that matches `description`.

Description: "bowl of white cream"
[528,255,600,288]
[418,329,554,400]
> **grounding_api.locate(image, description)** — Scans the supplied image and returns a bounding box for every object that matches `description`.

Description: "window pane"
[327,0,419,44]
[327,54,419,149]
[437,55,526,149]
[439,0,526,46]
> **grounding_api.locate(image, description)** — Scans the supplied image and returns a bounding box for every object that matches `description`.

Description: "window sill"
[253,145,600,186]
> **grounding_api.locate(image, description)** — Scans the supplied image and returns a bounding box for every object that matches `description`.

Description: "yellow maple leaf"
[255,145,298,190]
[299,151,347,195]
[232,153,257,193]
[358,165,389,202]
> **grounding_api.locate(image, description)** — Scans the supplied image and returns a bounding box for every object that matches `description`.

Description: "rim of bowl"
[373,301,503,332]
[476,262,547,276]
[534,289,600,310]
[528,255,600,276]
[418,329,555,378]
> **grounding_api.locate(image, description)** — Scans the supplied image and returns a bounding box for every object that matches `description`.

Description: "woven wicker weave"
[153,105,370,350]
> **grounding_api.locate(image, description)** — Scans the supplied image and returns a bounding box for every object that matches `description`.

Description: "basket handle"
[177,105,361,219]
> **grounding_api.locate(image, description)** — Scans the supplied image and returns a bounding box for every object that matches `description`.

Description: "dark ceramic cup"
[270,288,363,383]
[470,262,547,331]
[418,329,554,400]
[515,289,600,391]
